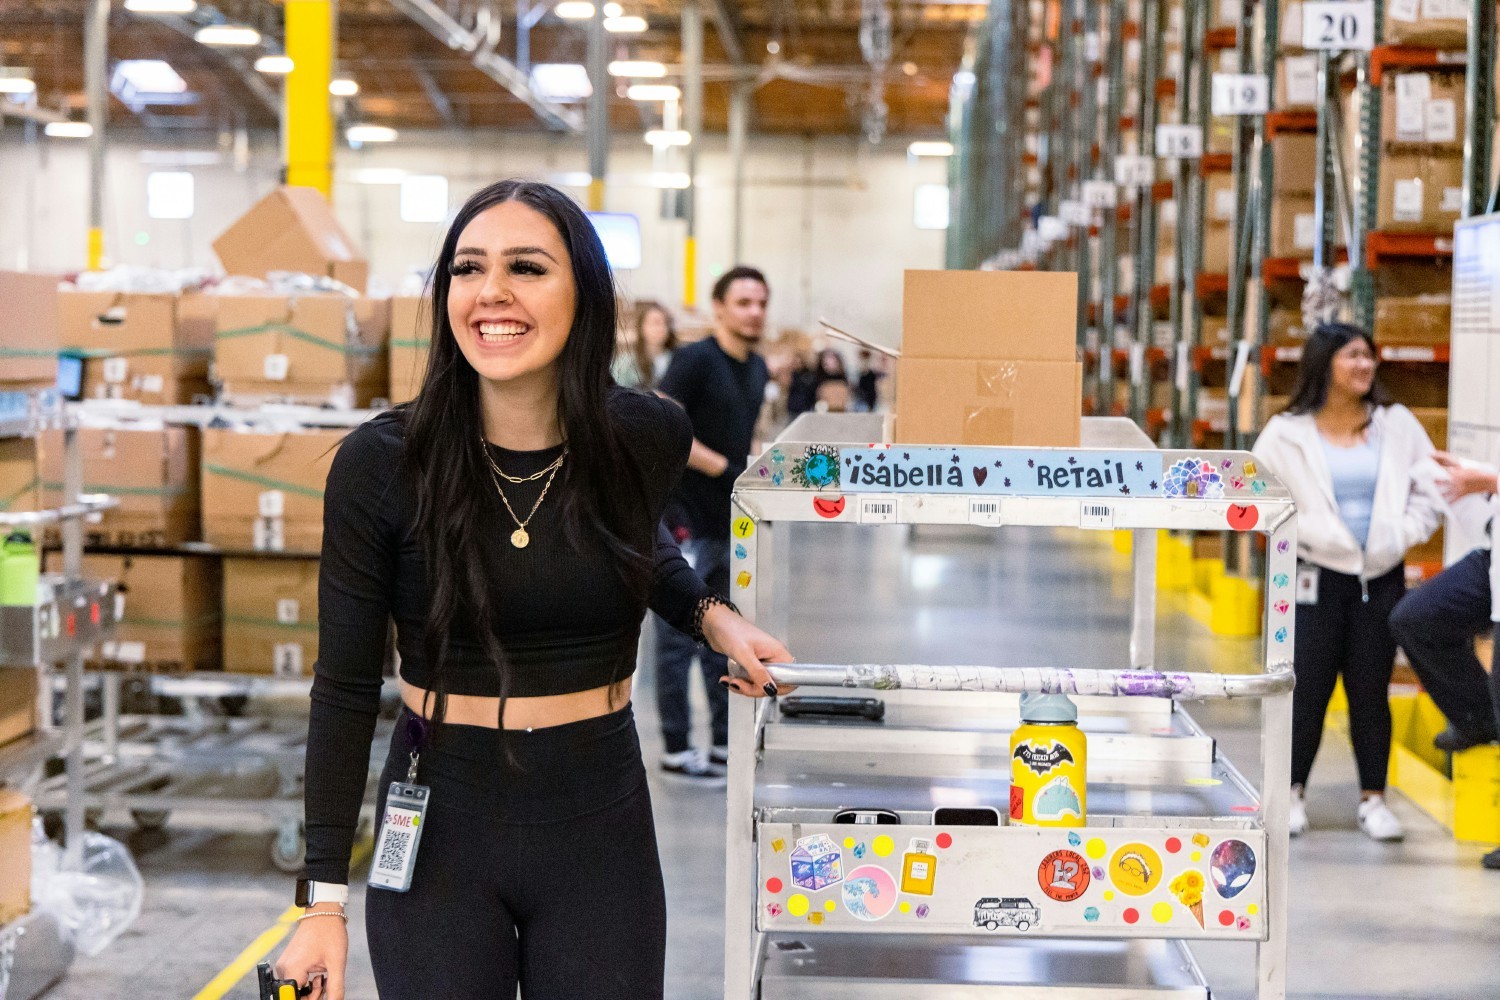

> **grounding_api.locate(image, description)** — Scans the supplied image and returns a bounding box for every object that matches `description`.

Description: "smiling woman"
[273,179,794,1000]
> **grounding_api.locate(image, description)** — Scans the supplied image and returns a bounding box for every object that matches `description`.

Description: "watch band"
[295,879,350,907]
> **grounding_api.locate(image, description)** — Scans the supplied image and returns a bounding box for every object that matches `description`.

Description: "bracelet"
[298,910,348,924]
[690,593,740,644]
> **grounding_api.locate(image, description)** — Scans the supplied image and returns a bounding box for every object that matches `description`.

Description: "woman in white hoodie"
[1253,322,1443,842]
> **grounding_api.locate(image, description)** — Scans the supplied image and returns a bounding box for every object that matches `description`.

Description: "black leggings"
[365,704,666,999]
[1291,562,1405,792]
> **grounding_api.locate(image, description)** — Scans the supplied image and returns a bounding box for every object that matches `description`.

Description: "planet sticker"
[1108,842,1164,897]
[841,865,899,922]
[1210,840,1256,899]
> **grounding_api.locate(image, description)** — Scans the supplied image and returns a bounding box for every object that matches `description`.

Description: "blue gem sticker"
[1272,573,1289,588]
[1274,627,1288,643]
[734,544,748,560]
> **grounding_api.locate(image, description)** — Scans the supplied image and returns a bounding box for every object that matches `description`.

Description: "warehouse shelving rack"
[723,412,1295,999]
[23,398,396,872]
[0,388,120,1000]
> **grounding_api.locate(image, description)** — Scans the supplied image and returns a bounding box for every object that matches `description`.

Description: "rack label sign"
[1301,1,1375,50]
[837,447,1160,498]
[1114,155,1155,188]
[1211,74,1270,116]
[1082,180,1118,209]
[1155,124,1204,159]
[1060,200,1092,226]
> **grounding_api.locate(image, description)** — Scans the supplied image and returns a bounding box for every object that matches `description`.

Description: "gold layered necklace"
[481,439,567,549]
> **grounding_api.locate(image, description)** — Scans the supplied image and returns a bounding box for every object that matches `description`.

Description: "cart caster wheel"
[130,809,170,831]
[271,823,306,873]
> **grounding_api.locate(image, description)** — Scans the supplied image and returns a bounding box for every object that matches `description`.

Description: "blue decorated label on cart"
[834,447,1161,497]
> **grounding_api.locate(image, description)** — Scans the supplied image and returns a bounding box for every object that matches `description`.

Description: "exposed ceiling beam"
[410,60,459,126]
[154,15,282,119]
[0,104,66,125]
[385,0,584,132]
[705,0,747,65]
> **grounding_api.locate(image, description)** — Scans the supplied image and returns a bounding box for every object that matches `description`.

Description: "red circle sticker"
[1123,907,1139,924]
[766,878,783,894]
[935,832,953,850]
[1037,849,1091,902]
[1165,837,1182,854]
[1219,909,1235,927]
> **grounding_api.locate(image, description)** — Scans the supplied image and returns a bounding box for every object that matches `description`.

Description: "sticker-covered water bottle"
[0,530,40,607]
[1010,693,1087,826]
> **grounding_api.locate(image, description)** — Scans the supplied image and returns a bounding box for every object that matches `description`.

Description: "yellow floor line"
[193,840,373,1000]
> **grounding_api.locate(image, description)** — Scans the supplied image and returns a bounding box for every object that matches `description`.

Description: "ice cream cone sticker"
[1169,870,1206,928]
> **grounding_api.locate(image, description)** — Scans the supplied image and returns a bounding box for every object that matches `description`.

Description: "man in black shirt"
[653,266,771,780]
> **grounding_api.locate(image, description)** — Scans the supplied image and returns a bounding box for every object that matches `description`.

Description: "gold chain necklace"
[480,437,567,484]
[485,451,565,549]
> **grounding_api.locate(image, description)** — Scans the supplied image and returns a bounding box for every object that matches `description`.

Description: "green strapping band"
[60,347,213,359]
[203,464,325,500]
[0,477,40,511]
[121,613,221,629]
[0,348,59,359]
[390,338,431,349]
[224,614,318,632]
[217,322,382,357]
[41,480,186,497]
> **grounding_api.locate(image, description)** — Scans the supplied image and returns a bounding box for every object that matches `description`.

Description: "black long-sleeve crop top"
[303,387,714,882]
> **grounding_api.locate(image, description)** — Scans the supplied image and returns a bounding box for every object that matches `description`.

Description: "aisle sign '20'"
[1301,1,1375,51]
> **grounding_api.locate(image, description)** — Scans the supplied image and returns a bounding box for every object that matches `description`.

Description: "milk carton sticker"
[789,834,843,891]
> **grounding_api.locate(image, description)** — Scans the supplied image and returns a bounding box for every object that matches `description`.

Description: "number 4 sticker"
[1301,1,1374,50]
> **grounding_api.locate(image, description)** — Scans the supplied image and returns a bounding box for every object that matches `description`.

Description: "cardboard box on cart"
[0,438,40,515]
[57,289,215,404]
[0,669,38,748]
[222,557,319,676]
[388,295,430,404]
[213,293,390,407]
[0,789,33,924]
[212,187,369,293]
[200,427,342,554]
[894,270,1082,448]
[0,271,62,389]
[39,426,200,547]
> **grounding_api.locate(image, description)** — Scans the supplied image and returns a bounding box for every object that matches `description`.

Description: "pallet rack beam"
[1128,0,1166,428]
[1464,0,1497,216]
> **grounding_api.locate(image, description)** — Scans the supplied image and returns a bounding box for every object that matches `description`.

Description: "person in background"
[652,266,773,781]
[854,349,885,412]
[812,348,851,412]
[1388,452,1500,870]
[787,352,818,416]
[1252,322,1443,842]
[632,300,678,390]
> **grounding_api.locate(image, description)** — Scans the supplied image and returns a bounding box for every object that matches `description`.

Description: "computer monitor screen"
[587,212,643,271]
[56,355,83,400]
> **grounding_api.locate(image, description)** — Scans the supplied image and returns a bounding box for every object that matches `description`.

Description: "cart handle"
[761,662,1294,700]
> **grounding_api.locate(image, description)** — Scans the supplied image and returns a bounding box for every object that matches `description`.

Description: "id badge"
[369,782,430,892]
[1295,564,1320,606]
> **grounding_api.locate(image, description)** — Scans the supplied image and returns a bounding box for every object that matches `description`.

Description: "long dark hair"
[400,179,655,733]
[631,300,677,389]
[1284,322,1391,425]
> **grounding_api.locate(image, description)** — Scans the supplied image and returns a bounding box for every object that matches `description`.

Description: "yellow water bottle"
[1009,693,1087,826]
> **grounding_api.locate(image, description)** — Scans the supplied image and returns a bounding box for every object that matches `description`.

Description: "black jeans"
[1389,548,1500,743]
[365,705,666,999]
[653,536,730,754]
[1292,562,1406,792]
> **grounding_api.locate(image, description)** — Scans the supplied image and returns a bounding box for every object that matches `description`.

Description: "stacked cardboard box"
[201,427,343,554]
[85,554,222,671]
[0,789,32,924]
[0,271,62,391]
[1382,0,1469,46]
[213,187,370,293]
[1373,295,1452,346]
[0,439,40,516]
[222,558,319,676]
[1270,133,1320,259]
[40,426,199,547]
[214,293,390,408]
[58,290,216,404]
[895,271,1081,447]
[0,670,38,748]
[388,296,429,405]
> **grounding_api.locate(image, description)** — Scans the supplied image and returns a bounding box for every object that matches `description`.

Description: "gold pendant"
[510,528,530,549]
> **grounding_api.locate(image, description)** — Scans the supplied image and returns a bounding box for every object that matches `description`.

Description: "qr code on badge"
[377,827,412,873]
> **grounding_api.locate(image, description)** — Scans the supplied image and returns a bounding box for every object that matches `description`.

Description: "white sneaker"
[1357,795,1405,842]
[660,748,727,784]
[1288,788,1308,837]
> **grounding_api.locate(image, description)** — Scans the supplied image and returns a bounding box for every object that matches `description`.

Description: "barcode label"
[369,795,427,892]
[377,827,412,874]
[860,499,897,524]
[1080,503,1115,530]
[969,499,1003,526]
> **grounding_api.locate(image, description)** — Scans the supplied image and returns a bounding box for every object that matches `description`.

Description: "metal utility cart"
[26,399,394,872]
[724,413,1294,999]
[0,388,120,1000]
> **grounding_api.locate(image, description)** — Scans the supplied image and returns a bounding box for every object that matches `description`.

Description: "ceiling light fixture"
[346,124,399,143]
[255,55,295,75]
[627,83,680,101]
[605,15,648,32]
[529,63,592,101]
[123,0,197,12]
[644,129,691,147]
[329,77,360,96]
[554,2,594,17]
[45,121,93,138]
[194,25,262,46]
[608,60,666,78]
[907,140,955,157]
[0,78,37,95]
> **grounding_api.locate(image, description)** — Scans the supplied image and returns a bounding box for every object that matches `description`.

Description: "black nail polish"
[763,683,779,698]
[719,679,733,688]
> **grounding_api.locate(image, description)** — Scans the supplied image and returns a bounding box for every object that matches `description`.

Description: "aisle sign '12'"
[1211,74,1270,116]
[1301,1,1375,51]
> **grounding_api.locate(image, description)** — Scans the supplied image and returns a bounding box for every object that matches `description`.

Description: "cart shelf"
[0,577,119,668]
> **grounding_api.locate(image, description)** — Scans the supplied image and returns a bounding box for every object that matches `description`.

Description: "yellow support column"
[683,237,698,310]
[284,0,334,198]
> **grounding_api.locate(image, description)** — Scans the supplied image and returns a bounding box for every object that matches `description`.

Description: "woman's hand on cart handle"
[702,603,796,697]
[276,905,348,1000]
